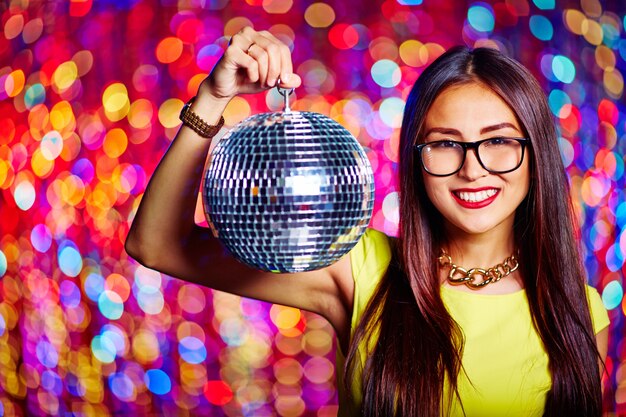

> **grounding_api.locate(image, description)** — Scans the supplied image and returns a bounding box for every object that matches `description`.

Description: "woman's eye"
[431,140,457,149]
[485,137,510,146]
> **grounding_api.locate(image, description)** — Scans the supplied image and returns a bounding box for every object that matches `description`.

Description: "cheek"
[422,176,449,207]
[515,160,531,196]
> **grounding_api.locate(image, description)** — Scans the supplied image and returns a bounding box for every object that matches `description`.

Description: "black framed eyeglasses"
[414,137,530,177]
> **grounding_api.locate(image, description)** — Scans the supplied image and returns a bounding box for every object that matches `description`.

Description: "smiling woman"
[420,82,531,241]
[125,28,609,417]
[342,46,609,417]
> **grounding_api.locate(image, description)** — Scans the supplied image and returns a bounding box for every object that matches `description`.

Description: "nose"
[458,147,488,181]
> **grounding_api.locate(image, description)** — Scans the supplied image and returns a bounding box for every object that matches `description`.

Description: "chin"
[448,216,509,236]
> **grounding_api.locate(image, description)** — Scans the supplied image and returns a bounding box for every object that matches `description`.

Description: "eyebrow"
[423,122,521,137]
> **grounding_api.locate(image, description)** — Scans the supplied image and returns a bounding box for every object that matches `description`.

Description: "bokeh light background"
[1,0,625,415]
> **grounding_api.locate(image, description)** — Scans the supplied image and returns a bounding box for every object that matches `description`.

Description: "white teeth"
[457,189,497,202]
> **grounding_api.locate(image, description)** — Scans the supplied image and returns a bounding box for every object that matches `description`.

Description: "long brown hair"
[345,46,602,416]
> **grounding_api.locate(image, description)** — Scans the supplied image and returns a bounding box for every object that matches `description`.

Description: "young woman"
[126,27,609,416]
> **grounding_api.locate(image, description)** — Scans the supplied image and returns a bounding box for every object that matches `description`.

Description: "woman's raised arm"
[125,27,354,344]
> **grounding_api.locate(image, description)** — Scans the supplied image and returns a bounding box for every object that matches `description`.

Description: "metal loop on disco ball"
[203,86,375,273]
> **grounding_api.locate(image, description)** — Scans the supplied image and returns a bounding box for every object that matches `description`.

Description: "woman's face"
[420,82,531,238]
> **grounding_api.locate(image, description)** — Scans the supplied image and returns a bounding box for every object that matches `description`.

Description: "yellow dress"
[336,228,610,417]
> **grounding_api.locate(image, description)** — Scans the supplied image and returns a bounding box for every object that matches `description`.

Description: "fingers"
[245,42,271,86]
[228,27,300,89]
[257,31,301,89]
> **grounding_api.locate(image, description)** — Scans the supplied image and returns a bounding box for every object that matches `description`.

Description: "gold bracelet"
[179,97,225,138]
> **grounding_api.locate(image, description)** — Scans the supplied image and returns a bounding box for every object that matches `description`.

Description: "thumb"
[278,73,302,89]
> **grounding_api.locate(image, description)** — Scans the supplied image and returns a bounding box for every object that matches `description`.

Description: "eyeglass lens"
[420,138,524,176]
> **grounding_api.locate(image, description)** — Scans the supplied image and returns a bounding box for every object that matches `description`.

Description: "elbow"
[124,232,141,261]
[125,231,159,270]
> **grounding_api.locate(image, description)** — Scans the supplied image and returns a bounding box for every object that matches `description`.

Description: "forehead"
[424,82,521,133]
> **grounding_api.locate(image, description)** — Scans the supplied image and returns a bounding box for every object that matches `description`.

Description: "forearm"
[125,94,229,263]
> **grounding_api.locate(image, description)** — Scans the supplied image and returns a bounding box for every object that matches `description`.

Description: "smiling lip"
[451,187,500,209]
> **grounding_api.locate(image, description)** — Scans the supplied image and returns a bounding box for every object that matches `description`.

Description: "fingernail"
[282,74,292,83]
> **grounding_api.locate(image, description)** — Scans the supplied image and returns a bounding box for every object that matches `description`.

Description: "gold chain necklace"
[437,250,519,289]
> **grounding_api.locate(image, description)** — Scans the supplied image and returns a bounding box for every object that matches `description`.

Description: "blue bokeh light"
[36,340,59,368]
[179,336,207,364]
[602,281,623,310]
[58,241,83,277]
[0,250,6,277]
[145,369,172,395]
[84,272,105,302]
[529,15,553,41]
[532,0,554,9]
[97,290,124,320]
[370,59,401,88]
[108,372,135,401]
[547,89,572,116]
[467,4,494,32]
[91,335,117,363]
[552,55,576,84]
[60,280,81,308]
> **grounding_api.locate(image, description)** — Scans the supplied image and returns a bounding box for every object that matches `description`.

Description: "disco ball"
[202,92,375,273]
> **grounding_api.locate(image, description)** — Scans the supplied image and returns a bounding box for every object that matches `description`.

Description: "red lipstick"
[451,188,499,209]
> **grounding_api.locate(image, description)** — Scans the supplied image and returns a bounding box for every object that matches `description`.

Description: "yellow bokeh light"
[62,175,86,207]
[580,0,602,17]
[399,40,426,67]
[177,285,207,315]
[180,363,207,388]
[187,73,207,98]
[5,70,25,97]
[52,61,78,92]
[603,69,624,99]
[158,98,184,129]
[96,154,119,183]
[273,357,303,385]
[581,18,603,45]
[0,160,9,188]
[334,114,360,139]
[304,3,335,28]
[103,128,128,159]
[223,96,251,125]
[224,17,254,37]
[112,163,136,194]
[369,37,398,61]
[302,329,333,356]
[580,175,606,207]
[29,104,51,140]
[270,305,301,329]
[60,132,82,162]
[563,9,585,35]
[31,148,55,178]
[274,395,305,417]
[102,83,130,122]
[50,101,76,132]
[128,99,153,129]
[263,0,293,14]
[156,37,184,64]
[177,321,206,343]
[595,46,615,71]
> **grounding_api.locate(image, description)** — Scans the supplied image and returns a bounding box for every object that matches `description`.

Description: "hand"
[198,27,302,103]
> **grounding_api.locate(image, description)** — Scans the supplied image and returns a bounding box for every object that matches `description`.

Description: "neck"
[440,223,524,293]
[442,224,515,268]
